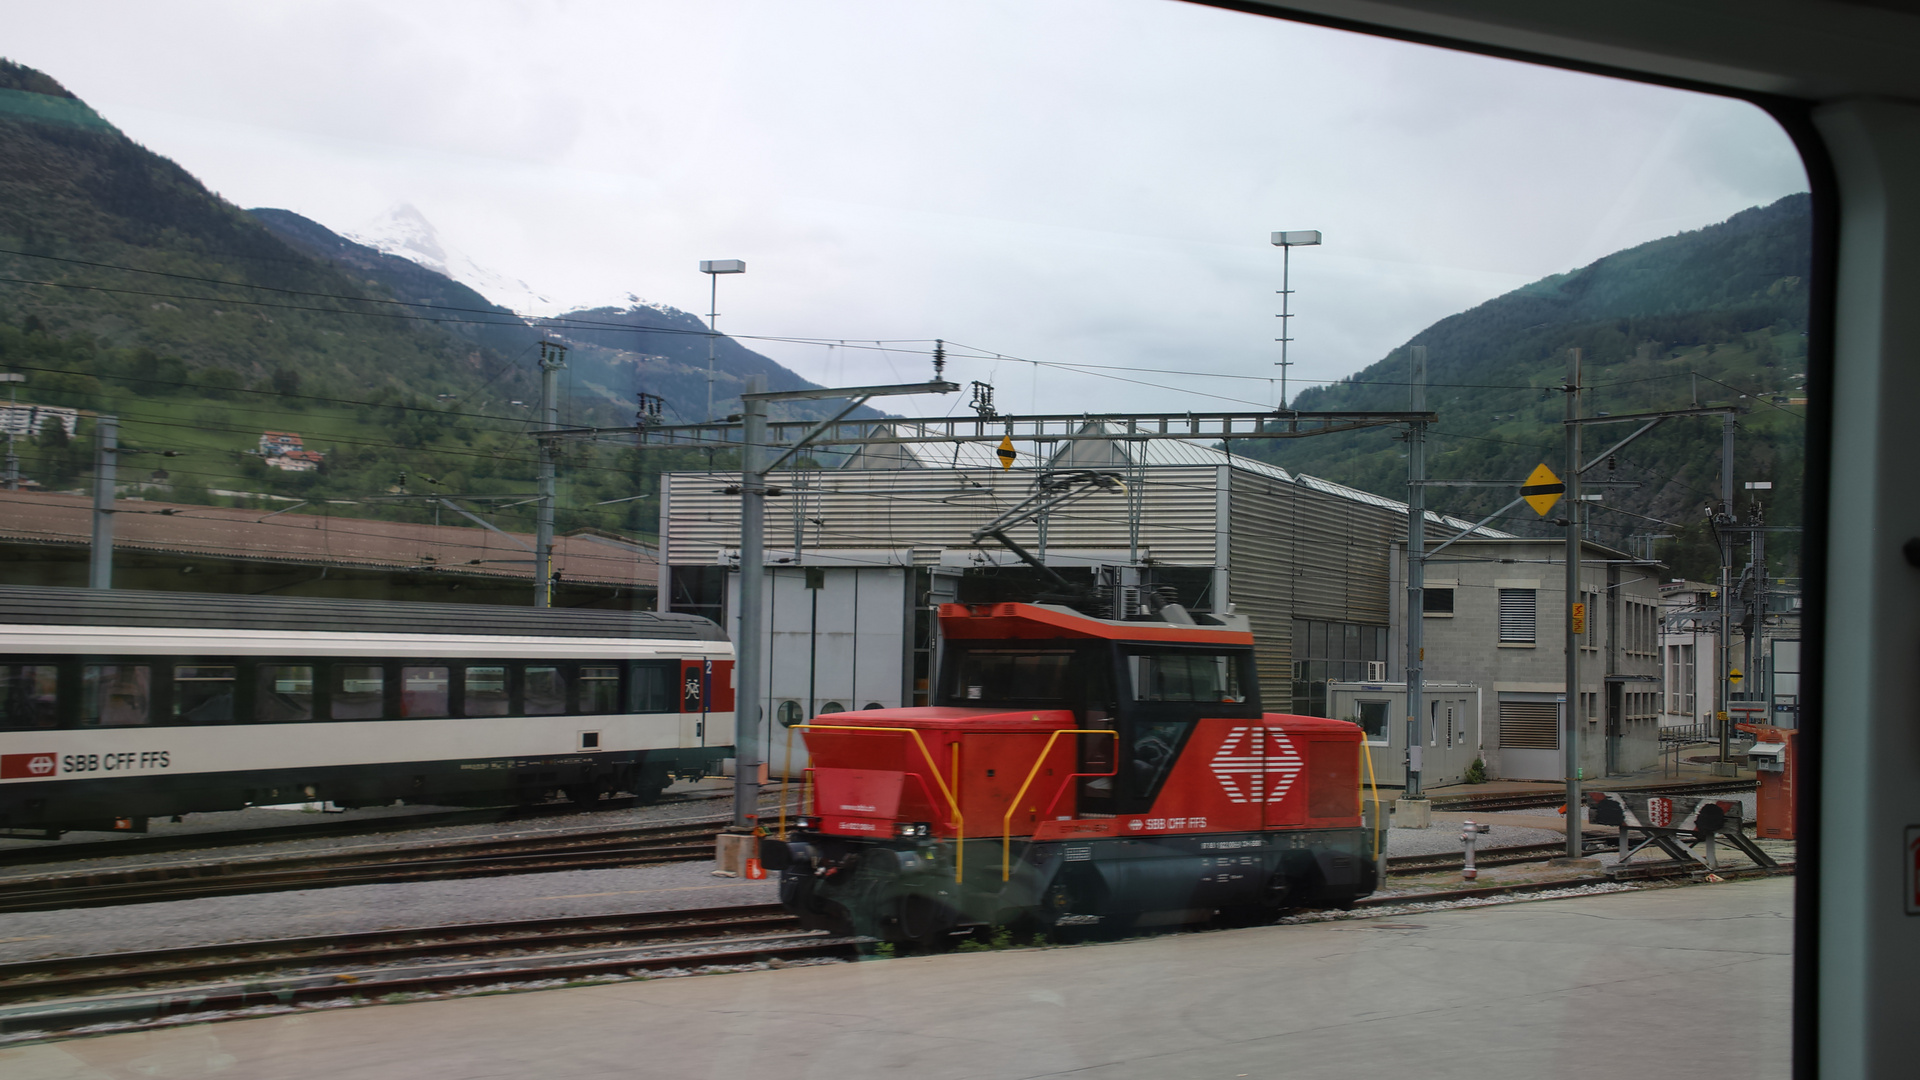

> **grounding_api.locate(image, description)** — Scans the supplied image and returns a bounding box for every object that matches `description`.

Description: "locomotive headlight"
[895,822,931,839]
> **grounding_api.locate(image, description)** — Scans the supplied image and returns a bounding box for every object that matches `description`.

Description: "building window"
[1355,699,1389,740]
[1422,588,1454,615]
[1498,589,1537,644]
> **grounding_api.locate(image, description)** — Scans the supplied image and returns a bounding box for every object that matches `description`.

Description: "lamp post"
[1269,230,1322,410]
[700,260,746,421]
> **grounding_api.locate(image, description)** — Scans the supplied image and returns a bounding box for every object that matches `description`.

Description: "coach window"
[401,666,450,718]
[331,665,385,720]
[579,666,620,714]
[464,666,509,717]
[257,665,314,722]
[525,666,567,715]
[174,666,236,724]
[0,665,59,730]
[81,665,151,727]
[628,661,676,713]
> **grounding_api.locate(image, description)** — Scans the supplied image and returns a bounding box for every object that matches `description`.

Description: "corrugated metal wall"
[1226,471,1403,707]
[667,462,1405,715]
[665,466,1223,567]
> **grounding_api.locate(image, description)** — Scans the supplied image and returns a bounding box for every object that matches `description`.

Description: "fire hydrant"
[1461,820,1492,881]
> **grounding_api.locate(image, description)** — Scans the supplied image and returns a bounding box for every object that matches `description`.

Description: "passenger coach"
[0,587,735,835]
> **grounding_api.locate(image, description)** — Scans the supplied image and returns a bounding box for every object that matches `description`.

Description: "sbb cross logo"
[1,753,57,780]
[1210,727,1303,804]
[1646,796,1674,828]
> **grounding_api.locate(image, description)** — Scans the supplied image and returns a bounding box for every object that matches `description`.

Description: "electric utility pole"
[1563,348,1583,859]
[1404,345,1427,799]
[89,414,118,590]
[730,367,959,829]
[1717,411,1735,762]
[535,341,566,608]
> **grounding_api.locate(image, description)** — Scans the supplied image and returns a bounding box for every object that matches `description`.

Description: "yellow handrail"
[1361,740,1383,861]
[1001,729,1120,881]
[778,722,795,840]
[794,724,966,882]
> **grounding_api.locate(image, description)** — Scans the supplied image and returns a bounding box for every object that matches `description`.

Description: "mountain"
[0,57,880,545]
[254,205,884,427]
[1248,194,1811,582]
[346,203,556,316]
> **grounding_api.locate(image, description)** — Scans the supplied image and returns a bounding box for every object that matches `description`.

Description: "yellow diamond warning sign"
[996,435,1017,471]
[1521,463,1565,516]
[1729,669,1743,684]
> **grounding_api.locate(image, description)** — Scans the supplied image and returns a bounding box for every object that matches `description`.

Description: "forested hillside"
[0,60,850,543]
[1250,195,1810,582]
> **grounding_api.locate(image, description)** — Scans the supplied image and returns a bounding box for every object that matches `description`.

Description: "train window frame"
[523,664,568,716]
[399,664,451,719]
[80,661,154,728]
[462,663,511,718]
[0,662,60,731]
[629,660,677,714]
[330,663,386,721]
[256,662,316,723]
[172,663,238,725]
[578,665,621,715]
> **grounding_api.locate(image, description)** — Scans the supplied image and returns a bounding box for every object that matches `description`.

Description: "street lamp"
[1269,230,1322,410]
[700,259,747,421]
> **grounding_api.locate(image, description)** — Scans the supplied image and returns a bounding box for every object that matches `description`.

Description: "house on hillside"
[259,431,303,457]
[269,449,324,473]
[0,404,79,438]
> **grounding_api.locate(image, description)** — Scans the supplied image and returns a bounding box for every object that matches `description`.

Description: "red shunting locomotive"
[763,600,1379,944]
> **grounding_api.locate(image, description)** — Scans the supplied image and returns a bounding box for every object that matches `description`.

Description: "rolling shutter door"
[1498,700,1559,750]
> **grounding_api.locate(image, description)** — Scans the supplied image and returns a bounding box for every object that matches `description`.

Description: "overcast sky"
[7,0,1806,415]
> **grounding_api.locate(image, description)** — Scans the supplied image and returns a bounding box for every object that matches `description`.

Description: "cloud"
[3,0,1806,414]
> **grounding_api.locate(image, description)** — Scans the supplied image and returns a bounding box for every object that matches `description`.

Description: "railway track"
[1431,779,1757,815]
[1383,841,1572,876]
[0,859,1795,1038]
[0,903,851,1034]
[0,817,734,914]
[0,785,771,871]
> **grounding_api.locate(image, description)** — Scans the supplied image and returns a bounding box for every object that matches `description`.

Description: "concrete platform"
[1,877,1793,1080]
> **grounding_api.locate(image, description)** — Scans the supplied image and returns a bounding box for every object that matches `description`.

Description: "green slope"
[1249,195,1811,582]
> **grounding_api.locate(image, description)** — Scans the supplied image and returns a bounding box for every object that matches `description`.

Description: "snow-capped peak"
[346,203,556,316]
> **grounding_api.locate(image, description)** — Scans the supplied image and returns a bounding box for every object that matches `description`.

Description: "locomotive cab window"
[1125,650,1248,704]
[950,649,1074,703]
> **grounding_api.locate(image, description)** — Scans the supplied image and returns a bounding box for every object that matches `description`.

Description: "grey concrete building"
[1403,537,1664,782]
[657,424,1509,763]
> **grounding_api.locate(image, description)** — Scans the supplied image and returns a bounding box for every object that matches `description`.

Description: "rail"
[783,723,967,882]
[1002,729,1120,881]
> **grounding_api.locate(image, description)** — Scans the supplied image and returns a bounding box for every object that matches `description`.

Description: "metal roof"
[0,492,660,586]
[0,584,724,639]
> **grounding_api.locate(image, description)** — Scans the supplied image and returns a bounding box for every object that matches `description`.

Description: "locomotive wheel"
[1040,869,1127,944]
[896,893,957,949]
[1219,870,1292,927]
